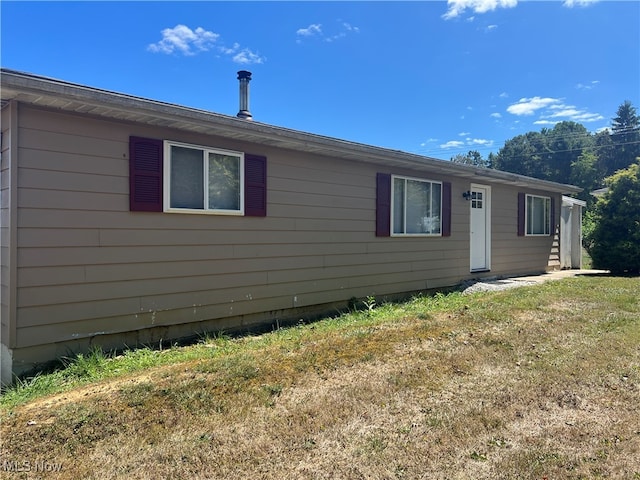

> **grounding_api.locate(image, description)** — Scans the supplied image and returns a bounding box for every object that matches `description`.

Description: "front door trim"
[470,183,491,272]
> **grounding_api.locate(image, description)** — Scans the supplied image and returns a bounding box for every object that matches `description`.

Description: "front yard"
[1,275,639,479]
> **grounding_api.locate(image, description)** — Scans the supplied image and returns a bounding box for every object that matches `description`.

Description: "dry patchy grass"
[1,276,639,479]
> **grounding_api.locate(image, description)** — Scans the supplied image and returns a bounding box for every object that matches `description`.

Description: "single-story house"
[0,69,581,385]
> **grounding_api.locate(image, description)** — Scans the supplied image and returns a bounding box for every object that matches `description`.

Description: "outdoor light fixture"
[463,191,471,201]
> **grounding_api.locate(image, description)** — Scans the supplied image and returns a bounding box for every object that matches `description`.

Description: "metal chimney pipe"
[236,70,253,120]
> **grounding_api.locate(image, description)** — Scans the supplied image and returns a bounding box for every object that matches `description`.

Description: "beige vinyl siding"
[11,104,558,363]
[1,100,18,352]
[490,186,560,274]
[13,105,468,353]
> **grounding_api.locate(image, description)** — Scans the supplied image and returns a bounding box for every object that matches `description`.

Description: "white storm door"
[470,185,491,272]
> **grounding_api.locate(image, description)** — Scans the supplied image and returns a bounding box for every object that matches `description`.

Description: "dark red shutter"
[376,173,391,237]
[442,181,452,237]
[517,192,525,236]
[244,154,267,217]
[130,136,163,212]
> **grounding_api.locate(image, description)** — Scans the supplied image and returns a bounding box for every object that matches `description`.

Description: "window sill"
[164,208,244,216]
[390,233,442,238]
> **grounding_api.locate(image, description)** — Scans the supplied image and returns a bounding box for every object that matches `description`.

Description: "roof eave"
[1,68,581,195]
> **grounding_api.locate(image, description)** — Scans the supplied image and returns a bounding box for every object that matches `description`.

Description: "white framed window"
[392,175,442,236]
[526,194,551,236]
[164,141,244,215]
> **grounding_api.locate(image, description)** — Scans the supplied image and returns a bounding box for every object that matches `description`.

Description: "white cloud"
[325,32,347,43]
[490,112,502,118]
[148,25,264,64]
[297,21,359,43]
[508,97,604,124]
[342,22,360,33]
[218,43,240,56]
[440,137,494,149]
[297,24,322,37]
[563,0,599,7]
[572,112,604,122]
[442,0,597,20]
[440,140,466,149]
[548,106,581,117]
[459,131,471,136]
[233,48,265,65]
[545,107,603,123]
[443,0,517,20]
[499,92,509,98]
[148,25,219,55]
[576,80,600,90]
[507,96,561,115]
[420,138,439,147]
[470,138,494,146]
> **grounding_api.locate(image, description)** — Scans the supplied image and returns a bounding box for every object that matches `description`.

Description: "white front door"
[470,185,491,272]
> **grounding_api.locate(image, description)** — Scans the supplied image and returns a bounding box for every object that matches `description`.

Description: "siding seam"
[9,101,19,348]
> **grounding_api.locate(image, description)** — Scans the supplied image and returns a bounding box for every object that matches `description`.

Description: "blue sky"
[2,1,639,160]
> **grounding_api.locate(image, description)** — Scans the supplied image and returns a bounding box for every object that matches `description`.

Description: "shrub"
[587,160,640,274]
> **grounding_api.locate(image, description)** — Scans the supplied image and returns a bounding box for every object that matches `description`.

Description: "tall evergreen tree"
[608,100,640,175]
[485,101,638,199]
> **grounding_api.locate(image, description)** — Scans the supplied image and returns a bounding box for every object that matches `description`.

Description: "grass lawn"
[1,275,639,479]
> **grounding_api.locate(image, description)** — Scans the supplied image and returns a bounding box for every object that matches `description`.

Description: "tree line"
[451,100,640,207]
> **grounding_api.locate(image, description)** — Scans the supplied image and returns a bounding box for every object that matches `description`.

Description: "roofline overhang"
[562,195,587,207]
[1,68,581,195]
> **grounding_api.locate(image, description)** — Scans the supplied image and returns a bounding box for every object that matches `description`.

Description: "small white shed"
[560,196,586,269]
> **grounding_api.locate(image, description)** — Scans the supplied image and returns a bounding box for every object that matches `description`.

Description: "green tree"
[493,131,551,179]
[593,129,614,181]
[450,150,487,167]
[492,122,594,185]
[607,100,640,176]
[587,160,640,274]
[487,152,497,169]
[546,121,592,183]
[570,151,600,207]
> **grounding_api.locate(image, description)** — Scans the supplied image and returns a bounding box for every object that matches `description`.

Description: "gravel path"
[461,278,538,294]
[460,269,607,295]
